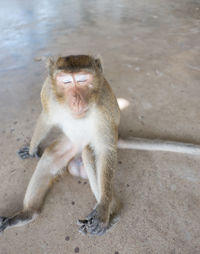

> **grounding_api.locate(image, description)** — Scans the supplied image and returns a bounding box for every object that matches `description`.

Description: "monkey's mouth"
[71,107,89,118]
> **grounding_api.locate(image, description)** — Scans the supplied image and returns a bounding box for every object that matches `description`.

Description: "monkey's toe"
[78,223,87,235]
[78,207,120,236]
[0,216,9,233]
[78,209,108,236]
[78,218,107,236]
[86,218,107,235]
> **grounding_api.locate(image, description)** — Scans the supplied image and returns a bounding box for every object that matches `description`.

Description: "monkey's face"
[49,55,103,118]
[55,71,95,118]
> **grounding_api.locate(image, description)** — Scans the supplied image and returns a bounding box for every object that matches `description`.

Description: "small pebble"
[118,161,122,164]
[65,236,70,241]
[71,201,75,205]
[127,184,130,187]
[74,247,79,253]
[78,180,81,184]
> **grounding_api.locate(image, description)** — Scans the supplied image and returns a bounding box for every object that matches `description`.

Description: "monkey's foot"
[0,211,37,233]
[18,146,40,159]
[0,216,9,233]
[78,207,110,236]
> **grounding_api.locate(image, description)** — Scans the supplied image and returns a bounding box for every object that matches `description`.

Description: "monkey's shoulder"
[98,80,120,126]
[40,78,52,112]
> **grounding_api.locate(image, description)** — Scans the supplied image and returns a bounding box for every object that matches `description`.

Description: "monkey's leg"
[0,137,76,233]
[81,146,99,200]
[18,112,52,159]
[78,147,118,235]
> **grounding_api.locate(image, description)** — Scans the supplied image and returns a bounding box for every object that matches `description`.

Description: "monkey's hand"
[18,146,41,159]
[78,204,110,236]
[0,216,9,233]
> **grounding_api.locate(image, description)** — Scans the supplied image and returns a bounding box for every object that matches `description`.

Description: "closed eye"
[75,74,90,83]
[63,77,72,84]
[63,80,72,84]
[61,75,73,84]
[78,79,88,83]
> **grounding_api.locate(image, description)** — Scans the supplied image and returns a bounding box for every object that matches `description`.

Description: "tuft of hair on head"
[46,56,56,76]
[94,58,103,73]
[93,54,103,73]
[55,55,103,74]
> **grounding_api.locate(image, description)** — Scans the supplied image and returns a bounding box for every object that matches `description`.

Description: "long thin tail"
[118,137,200,155]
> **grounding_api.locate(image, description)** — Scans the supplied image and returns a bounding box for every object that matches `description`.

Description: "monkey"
[0,55,121,236]
[1,55,200,236]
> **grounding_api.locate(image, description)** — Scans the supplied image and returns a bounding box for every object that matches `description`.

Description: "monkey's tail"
[118,137,200,155]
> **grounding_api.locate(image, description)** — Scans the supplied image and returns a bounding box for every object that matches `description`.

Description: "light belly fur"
[50,102,96,151]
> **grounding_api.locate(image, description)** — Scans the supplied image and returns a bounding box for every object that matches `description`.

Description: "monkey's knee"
[0,210,38,233]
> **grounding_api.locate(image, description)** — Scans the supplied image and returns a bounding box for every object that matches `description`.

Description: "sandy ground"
[0,0,200,253]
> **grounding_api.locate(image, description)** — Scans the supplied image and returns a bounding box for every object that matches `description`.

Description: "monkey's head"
[48,55,103,118]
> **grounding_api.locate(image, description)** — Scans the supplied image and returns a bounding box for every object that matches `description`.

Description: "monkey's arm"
[29,112,52,155]
[18,112,52,159]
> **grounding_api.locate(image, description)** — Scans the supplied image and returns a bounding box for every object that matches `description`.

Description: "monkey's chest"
[51,106,96,150]
[63,118,94,148]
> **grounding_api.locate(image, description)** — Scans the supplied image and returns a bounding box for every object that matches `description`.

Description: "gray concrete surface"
[0,0,200,253]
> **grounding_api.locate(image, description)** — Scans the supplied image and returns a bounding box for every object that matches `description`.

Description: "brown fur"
[55,55,102,74]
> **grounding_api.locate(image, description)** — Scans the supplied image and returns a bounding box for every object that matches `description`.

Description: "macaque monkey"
[0,55,121,236]
[1,55,200,236]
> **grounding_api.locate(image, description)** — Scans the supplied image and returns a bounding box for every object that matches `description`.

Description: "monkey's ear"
[46,57,55,76]
[95,58,103,73]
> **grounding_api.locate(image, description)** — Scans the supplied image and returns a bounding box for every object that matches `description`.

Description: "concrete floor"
[0,0,200,253]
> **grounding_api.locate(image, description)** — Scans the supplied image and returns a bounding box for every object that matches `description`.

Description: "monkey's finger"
[0,216,7,224]
[18,150,29,156]
[0,216,9,233]
[18,153,30,159]
[18,146,31,159]
[18,151,29,155]
[77,219,88,225]
[18,146,29,152]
